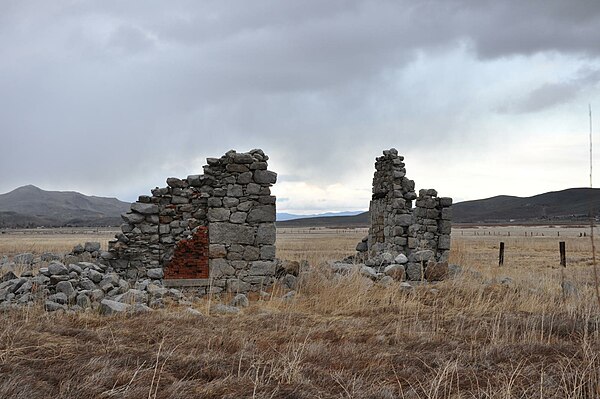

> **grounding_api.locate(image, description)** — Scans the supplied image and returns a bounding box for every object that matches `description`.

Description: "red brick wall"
[164,226,209,279]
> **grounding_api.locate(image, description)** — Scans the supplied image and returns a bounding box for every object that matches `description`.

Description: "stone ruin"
[102,147,453,290]
[356,148,452,281]
[102,149,278,295]
[0,147,455,313]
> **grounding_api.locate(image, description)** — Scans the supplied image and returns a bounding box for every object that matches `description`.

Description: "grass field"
[1,226,600,398]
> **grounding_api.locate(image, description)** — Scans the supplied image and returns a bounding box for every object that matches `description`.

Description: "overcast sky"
[1,0,600,213]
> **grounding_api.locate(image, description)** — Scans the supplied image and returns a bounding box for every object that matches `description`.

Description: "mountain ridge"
[0,185,131,228]
[277,188,600,227]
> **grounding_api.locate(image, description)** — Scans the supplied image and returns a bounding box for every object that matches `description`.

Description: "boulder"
[1,271,17,283]
[229,293,249,308]
[411,250,434,262]
[130,202,159,215]
[384,264,405,281]
[356,241,368,252]
[13,253,34,265]
[84,242,101,253]
[100,299,131,315]
[405,263,422,281]
[44,300,67,312]
[146,268,164,280]
[394,254,408,264]
[48,262,68,276]
[280,274,297,290]
[360,265,378,280]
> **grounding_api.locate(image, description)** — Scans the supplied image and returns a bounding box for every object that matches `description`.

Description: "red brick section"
[164,226,209,279]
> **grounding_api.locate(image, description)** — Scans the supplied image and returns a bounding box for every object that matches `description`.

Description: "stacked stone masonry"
[363,148,452,280]
[103,149,277,295]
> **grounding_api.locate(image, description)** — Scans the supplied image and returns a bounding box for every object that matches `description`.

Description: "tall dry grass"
[0,227,599,398]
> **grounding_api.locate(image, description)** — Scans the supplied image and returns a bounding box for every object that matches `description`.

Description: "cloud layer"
[1,1,600,212]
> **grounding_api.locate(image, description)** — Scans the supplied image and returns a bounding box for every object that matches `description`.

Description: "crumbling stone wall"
[102,149,277,294]
[359,148,452,280]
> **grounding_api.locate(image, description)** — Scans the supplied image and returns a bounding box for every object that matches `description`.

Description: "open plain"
[1,226,600,398]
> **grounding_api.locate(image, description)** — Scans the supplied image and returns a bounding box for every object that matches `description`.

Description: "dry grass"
[1,226,600,398]
[0,228,117,256]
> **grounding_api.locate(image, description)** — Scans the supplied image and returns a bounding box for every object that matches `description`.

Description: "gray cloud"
[1,1,600,206]
[499,68,600,113]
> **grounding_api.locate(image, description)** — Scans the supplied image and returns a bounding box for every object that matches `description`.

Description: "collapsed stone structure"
[357,148,452,280]
[102,149,277,295]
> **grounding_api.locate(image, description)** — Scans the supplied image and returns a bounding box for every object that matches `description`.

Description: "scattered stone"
[84,242,101,253]
[100,299,131,315]
[360,265,378,280]
[13,253,34,265]
[1,271,17,283]
[48,262,68,276]
[280,274,297,290]
[44,300,67,312]
[185,307,203,316]
[210,303,240,315]
[379,275,394,287]
[394,254,408,264]
[55,281,76,299]
[230,293,249,308]
[146,268,163,280]
[384,264,405,281]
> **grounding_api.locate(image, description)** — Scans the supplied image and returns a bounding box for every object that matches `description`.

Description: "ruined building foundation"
[103,149,277,295]
[357,148,452,280]
[102,147,452,291]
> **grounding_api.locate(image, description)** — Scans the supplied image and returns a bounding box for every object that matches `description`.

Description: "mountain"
[276,211,364,221]
[0,185,131,228]
[451,187,600,223]
[277,212,370,227]
[277,188,600,227]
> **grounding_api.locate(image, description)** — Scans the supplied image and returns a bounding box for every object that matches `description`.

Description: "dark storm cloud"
[1,0,599,203]
[499,68,600,113]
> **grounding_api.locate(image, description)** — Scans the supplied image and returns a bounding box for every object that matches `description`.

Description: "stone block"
[230,212,247,224]
[167,177,186,188]
[249,261,276,276]
[253,170,277,185]
[246,183,261,195]
[260,245,276,260]
[247,205,276,223]
[439,197,453,207]
[442,207,452,220]
[209,244,227,258]
[256,224,276,245]
[131,203,158,215]
[210,223,255,245]
[210,259,236,278]
[405,263,422,281]
[243,246,260,261]
[438,235,451,250]
[395,214,413,226]
[208,208,231,222]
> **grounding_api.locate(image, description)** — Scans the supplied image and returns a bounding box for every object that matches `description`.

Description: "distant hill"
[277,212,370,228]
[0,185,130,228]
[452,187,600,223]
[276,211,364,221]
[277,188,600,227]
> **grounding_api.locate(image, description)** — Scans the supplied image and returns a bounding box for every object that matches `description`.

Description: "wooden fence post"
[559,241,566,267]
[499,242,505,266]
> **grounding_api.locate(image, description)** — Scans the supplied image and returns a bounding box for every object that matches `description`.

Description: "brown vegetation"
[1,226,600,398]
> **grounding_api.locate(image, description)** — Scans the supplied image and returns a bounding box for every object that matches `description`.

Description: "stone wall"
[361,148,452,280]
[102,149,277,294]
